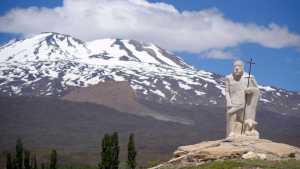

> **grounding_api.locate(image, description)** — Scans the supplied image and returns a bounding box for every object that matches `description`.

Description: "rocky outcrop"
[150,137,300,169]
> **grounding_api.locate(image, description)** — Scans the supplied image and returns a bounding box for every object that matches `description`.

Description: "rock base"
[150,138,300,169]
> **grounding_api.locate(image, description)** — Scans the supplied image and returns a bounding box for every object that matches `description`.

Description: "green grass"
[182,160,300,169]
[58,164,97,169]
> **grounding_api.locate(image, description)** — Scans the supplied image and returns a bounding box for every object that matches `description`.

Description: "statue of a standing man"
[225,60,260,139]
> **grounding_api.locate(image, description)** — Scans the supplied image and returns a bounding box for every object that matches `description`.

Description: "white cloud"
[201,49,236,60]
[0,0,300,57]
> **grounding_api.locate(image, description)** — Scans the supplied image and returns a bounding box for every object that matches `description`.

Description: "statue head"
[233,60,244,77]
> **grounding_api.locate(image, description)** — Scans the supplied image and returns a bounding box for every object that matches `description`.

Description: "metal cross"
[245,58,255,87]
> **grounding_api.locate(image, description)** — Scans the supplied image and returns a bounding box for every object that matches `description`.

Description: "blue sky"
[0,0,299,91]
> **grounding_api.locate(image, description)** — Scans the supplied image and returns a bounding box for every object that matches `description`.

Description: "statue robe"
[225,73,260,137]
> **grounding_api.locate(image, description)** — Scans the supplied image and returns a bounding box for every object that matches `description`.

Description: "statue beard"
[233,71,243,80]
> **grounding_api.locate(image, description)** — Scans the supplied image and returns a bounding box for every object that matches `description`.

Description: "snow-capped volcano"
[0,32,189,68]
[0,32,299,116]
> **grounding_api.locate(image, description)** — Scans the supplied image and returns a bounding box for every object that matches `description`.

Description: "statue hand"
[227,105,244,115]
[244,88,253,94]
[226,102,233,108]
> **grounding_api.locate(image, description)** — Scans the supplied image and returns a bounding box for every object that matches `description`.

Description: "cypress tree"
[33,160,37,169]
[111,132,119,169]
[12,158,18,169]
[24,150,31,169]
[127,134,137,169]
[40,163,45,169]
[49,149,57,169]
[31,155,38,169]
[16,139,23,169]
[6,153,13,169]
[99,134,112,169]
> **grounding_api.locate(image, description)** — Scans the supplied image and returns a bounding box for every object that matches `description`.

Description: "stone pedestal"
[150,138,300,169]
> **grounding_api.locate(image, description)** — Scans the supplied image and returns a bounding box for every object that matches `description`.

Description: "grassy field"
[45,160,300,169]
[182,160,300,169]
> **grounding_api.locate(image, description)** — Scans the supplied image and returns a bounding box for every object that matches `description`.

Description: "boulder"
[150,137,300,169]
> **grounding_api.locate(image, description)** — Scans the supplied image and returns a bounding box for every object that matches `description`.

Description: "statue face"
[233,60,244,77]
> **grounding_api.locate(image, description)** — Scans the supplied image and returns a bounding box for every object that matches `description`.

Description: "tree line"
[6,139,57,169]
[6,133,137,169]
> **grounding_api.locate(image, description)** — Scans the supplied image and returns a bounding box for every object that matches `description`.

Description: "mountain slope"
[0,32,299,118]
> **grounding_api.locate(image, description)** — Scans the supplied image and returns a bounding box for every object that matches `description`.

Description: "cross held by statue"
[241,58,256,134]
[245,58,255,87]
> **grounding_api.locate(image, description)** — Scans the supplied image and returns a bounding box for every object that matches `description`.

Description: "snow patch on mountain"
[178,82,192,90]
[259,85,276,92]
[195,90,206,96]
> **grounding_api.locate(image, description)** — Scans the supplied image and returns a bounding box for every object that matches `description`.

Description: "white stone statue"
[225,60,260,139]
